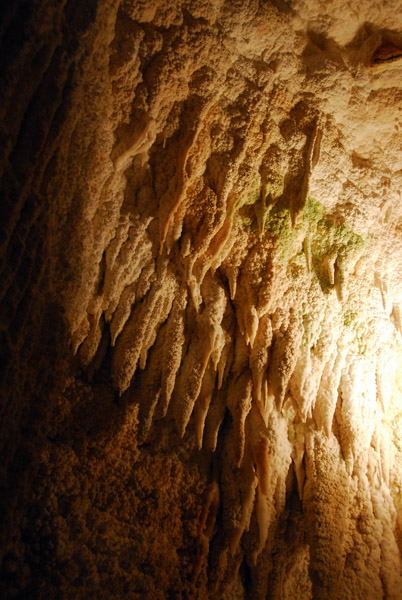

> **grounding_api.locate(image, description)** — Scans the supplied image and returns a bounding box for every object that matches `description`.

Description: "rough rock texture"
[1,1,402,598]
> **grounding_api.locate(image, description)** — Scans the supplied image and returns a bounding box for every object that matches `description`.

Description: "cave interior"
[1,1,402,598]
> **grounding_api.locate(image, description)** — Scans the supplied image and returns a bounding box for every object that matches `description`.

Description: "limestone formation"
[1,1,402,598]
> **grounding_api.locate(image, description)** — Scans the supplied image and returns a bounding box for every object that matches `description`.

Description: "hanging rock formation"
[1,1,402,598]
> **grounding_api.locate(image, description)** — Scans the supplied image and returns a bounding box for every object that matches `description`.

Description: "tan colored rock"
[1,0,402,598]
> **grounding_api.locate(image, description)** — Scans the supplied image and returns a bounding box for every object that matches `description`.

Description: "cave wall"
[1,1,402,598]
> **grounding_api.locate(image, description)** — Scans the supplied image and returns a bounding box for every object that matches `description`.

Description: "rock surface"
[1,1,402,598]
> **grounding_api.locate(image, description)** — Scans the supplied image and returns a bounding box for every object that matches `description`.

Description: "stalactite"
[268,312,303,411]
[250,312,273,425]
[112,273,176,393]
[227,369,253,468]
[158,290,187,417]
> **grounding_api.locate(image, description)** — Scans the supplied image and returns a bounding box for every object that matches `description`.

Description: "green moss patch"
[234,181,366,294]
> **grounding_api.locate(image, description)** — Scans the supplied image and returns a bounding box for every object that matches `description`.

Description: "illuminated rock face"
[1,1,402,598]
